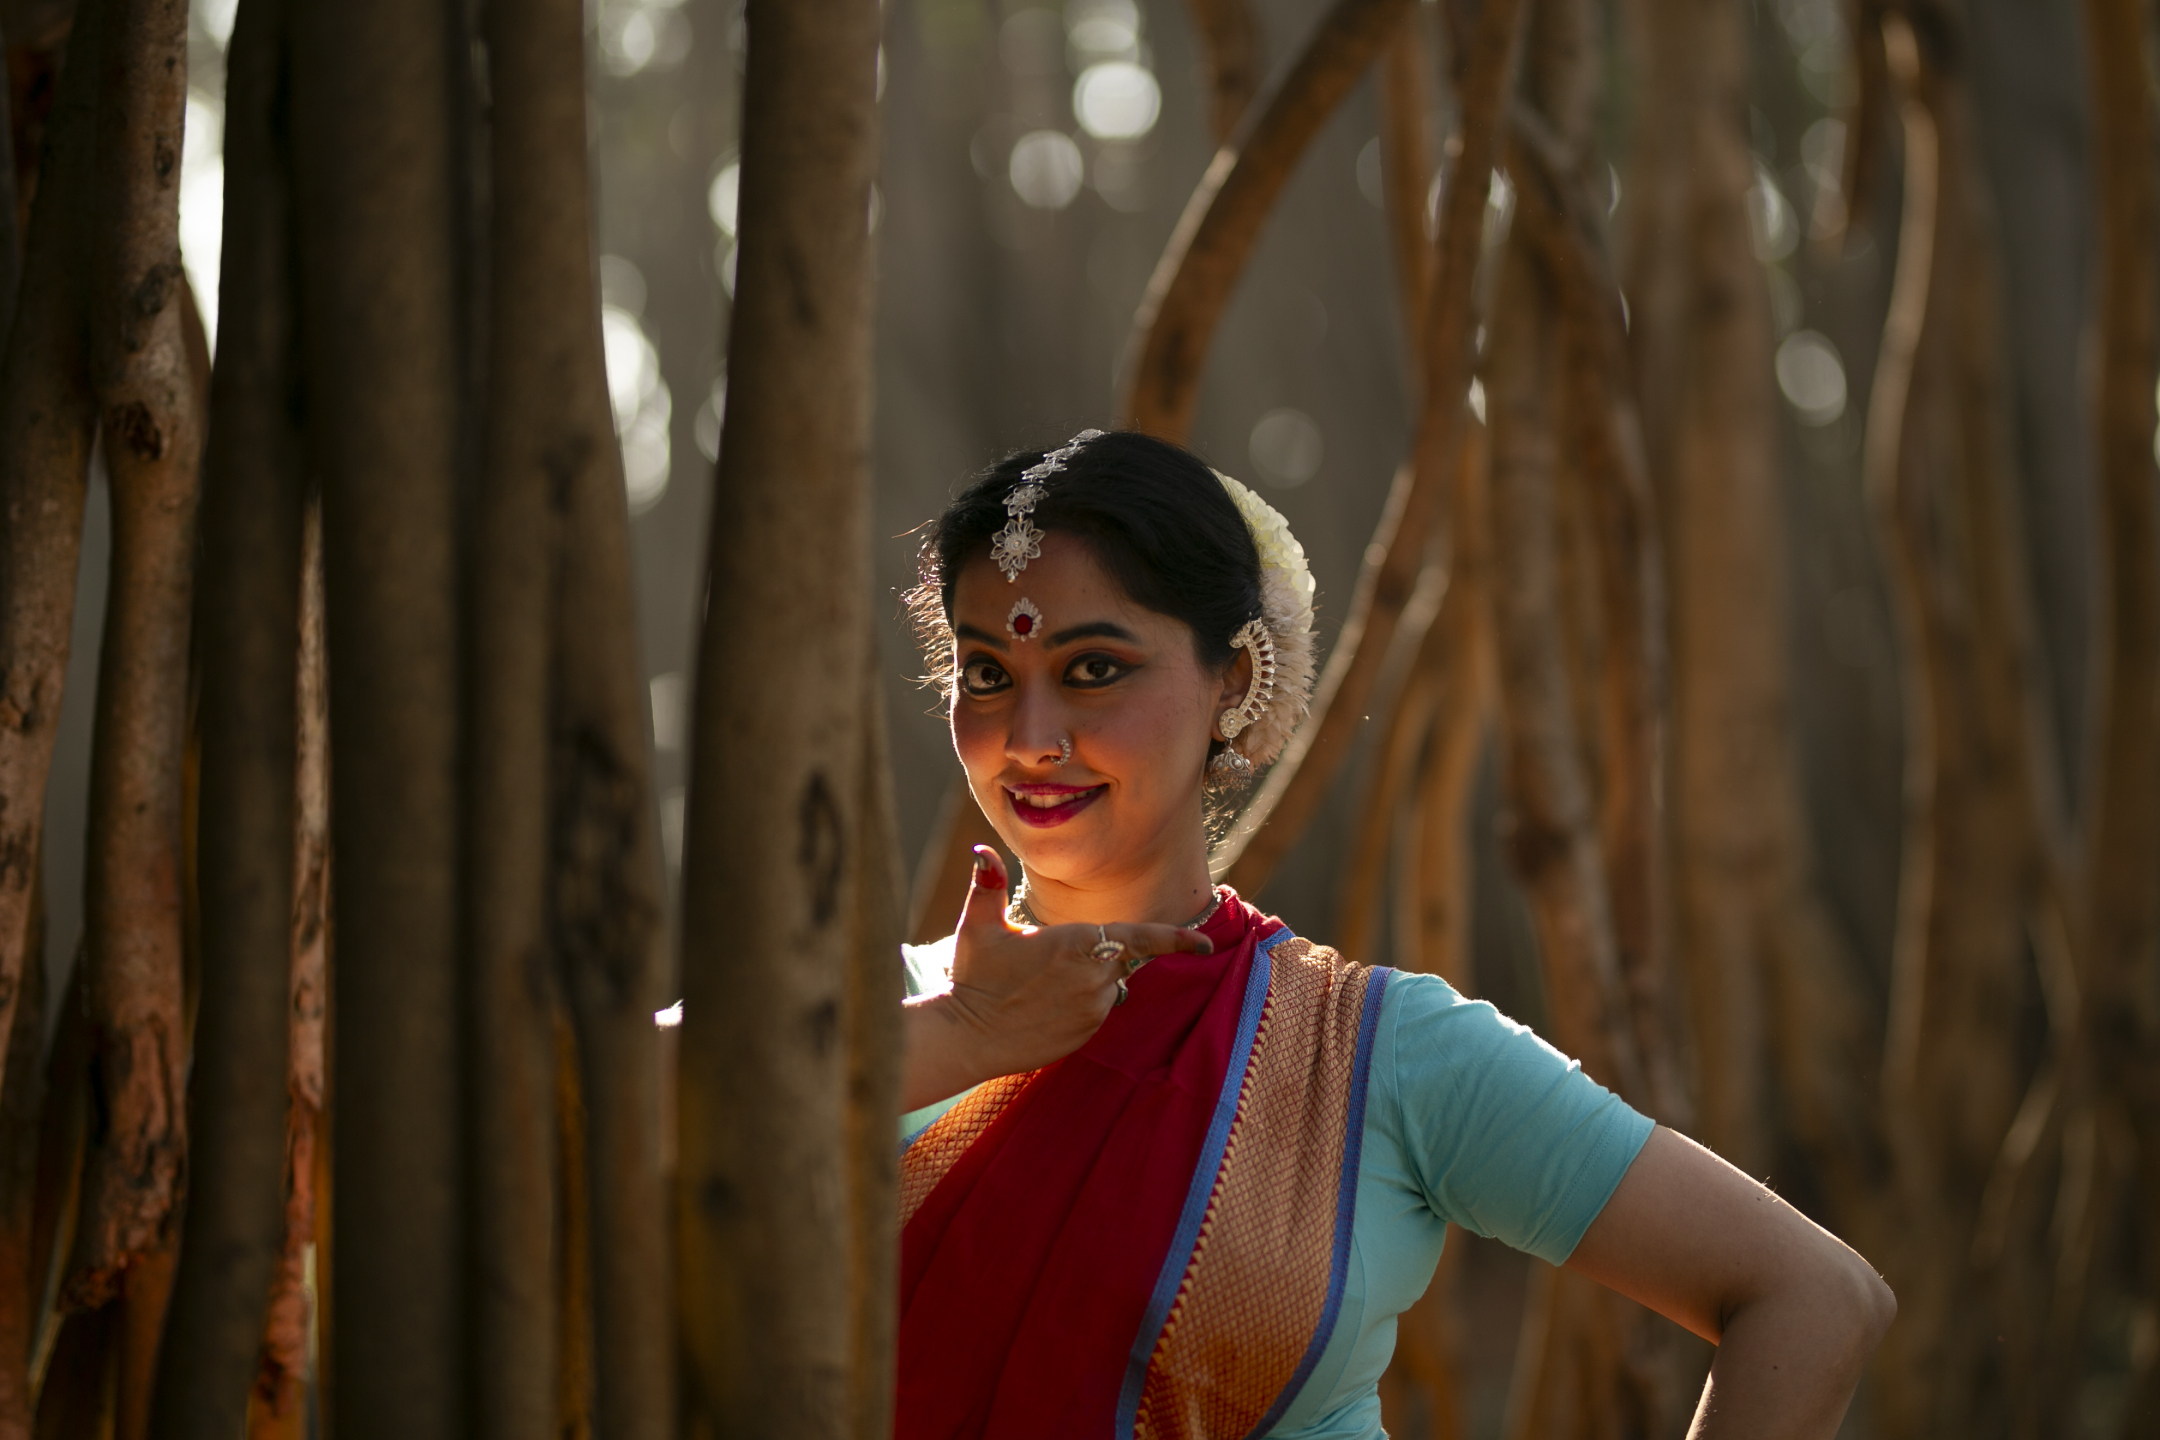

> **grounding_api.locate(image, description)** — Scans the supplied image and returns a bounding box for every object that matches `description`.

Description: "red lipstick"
[1004,783,1106,828]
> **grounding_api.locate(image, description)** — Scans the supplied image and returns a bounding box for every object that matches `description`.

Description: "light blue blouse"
[900,942,1654,1439]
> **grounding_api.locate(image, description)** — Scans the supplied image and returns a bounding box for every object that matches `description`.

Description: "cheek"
[949,702,999,775]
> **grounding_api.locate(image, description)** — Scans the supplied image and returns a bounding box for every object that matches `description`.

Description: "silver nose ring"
[1055,735,1072,767]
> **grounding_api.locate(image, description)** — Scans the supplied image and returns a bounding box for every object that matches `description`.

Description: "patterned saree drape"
[897,895,1392,1440]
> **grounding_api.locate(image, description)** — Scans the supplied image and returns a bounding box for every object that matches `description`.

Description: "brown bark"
[0,0,98,1121]
[245,499,326,1440]
[1480,232,1645,1109]
[1621,0,1881,1221]
[674,0,882,1430]
[1218,0,1527,890]
[64,31,201,1437]
[1853,14,2073,1433]
[1376,8,1431,345]
[145,0,305,1427]
[291,0,467,1425]
[847,670,903,1440]
[1120,0,1415,443]
[1184,0,1261,148]
[0,861,44,1438]
[2075,2,2160,1433]
[0,11,18,342]
[536,11,675,1424]
[1509,108,1689,1131]
[467,0,579,1422]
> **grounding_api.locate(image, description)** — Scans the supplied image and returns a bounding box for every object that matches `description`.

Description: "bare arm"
[1566,1126,1894,1439]
[901,847,1210,1113]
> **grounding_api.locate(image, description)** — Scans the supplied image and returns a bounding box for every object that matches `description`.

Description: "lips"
[1004,784,1106,828]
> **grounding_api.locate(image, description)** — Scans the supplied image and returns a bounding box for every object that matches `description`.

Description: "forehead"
[954,534,1122,613]
[950,534,1172,640]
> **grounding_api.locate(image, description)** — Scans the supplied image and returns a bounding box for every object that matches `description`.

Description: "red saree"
[896,894,1391,1440]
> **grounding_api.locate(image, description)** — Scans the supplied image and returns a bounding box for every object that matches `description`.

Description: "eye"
[959,657,1011,696]
[1065,653,1130,688]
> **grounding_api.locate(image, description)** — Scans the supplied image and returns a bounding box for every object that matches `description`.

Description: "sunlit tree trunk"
[1184,0,1260,147]
[292,0,468,1426]
[145,0,305,1429]
[675,0,885,1430]
[1216,0,1525,891]
[1857,12,2070,1431]
[62,5,201,1433]
[242,501,326,1440]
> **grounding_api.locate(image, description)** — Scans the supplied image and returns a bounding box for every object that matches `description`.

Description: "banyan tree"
[0,0,2148,1434]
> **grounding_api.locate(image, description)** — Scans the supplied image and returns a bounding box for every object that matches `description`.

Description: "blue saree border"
[1243,964,1392,1438]
[1113,925,1285,1437]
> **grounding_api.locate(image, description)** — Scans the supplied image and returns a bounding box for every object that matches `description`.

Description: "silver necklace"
[1008,883,1225,932]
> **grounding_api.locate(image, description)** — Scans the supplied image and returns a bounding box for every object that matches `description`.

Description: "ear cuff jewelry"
[1216,618,1278,742]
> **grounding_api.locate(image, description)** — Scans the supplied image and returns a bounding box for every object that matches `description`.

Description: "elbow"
[1858,1265,1896,1348]
[1832,1250,1896,1358]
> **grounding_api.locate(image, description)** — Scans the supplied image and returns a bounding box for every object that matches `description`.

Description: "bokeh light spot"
[1073,61,1159,141]
[1010,131,1084,210]
[1776,330,1847,425]
[1249,408,1324,488]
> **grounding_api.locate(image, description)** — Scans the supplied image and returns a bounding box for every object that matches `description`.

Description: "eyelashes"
[955,652,1134,697]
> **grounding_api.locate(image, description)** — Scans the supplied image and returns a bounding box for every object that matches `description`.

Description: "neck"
[1018,847,1218,929]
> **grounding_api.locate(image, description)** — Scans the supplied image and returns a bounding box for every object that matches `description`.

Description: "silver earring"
[1205,745,1254,797]
[1054,735,1073,767]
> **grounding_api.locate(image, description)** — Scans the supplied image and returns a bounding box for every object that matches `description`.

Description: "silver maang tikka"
[991,429,1104,582]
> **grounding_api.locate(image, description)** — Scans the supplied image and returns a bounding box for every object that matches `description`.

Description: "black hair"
[905,431,1264,693]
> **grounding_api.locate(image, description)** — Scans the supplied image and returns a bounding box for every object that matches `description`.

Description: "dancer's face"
[947,536,1248,896]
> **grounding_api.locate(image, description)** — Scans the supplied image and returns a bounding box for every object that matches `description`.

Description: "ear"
[1210,648,1253,741]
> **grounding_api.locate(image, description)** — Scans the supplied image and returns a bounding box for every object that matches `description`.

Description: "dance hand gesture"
[900,846,1212,1112]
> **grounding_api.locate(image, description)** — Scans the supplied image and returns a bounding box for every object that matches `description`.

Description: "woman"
[895,430,1892,1439]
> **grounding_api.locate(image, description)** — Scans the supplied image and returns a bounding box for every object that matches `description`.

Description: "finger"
[1106,923,1215,960]
[957,845,1013,936]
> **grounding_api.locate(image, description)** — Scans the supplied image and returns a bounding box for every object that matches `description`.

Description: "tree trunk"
[1481,233,1645,1110]
[0,0,100,1123]
[244,499,326,1440]
[145,0,305,1429]
[675,0,882,1429]
[2074,1,2160,1433]
[0,862,44,1440]
[1121,0,1414,442]
[1184,0,1261,148]
[1219,0,1526,890]
[291,0,468,1425]
[847,668,903,1440]
[467,0,579,1422]
[64,8,200,1434]
[532,0,676,1414]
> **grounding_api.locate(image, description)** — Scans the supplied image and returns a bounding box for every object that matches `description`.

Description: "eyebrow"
[1046,621,1139,647]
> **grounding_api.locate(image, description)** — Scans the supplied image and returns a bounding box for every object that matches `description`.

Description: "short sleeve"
[1379,971,1653,1265]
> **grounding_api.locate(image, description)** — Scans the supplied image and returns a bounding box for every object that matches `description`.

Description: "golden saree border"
[1123,931,1389,1440]
[898,1069,1038,1229]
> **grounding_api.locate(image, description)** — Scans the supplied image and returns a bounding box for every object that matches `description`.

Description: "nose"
[1005,679,1069,770]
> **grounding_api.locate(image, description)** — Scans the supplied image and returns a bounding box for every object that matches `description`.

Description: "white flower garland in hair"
[1213,471,1316,768]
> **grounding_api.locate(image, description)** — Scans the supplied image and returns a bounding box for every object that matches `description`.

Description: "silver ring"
[1089,924,1128,964]
[1055,735,1073,767]
[1113,977,1129,1006]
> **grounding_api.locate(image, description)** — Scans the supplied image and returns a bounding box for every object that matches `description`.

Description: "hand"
[899,847,1213,1112]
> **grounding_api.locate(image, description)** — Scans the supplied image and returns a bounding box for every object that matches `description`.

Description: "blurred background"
[28,0,2138,1433]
